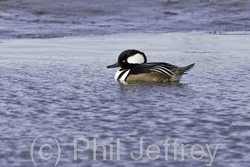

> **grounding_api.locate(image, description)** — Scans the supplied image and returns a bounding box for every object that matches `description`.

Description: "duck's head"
[107,49,147,69]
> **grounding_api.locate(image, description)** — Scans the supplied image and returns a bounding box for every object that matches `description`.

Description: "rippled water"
[0,33,250,167]
[1,0,250,38]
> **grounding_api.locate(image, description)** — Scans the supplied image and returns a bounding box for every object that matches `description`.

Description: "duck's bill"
[107,62,119,68]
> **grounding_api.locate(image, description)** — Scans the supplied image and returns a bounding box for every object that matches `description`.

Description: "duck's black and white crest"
[107,49,195,83]
[113,49,147,69]
[119,49,147,63]
[126,52,145,64]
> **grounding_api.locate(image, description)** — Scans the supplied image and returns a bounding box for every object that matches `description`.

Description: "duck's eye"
[122,60,126,63]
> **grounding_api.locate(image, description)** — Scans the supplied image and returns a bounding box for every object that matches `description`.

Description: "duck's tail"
[169,63,194,81]
[175,63,195,76]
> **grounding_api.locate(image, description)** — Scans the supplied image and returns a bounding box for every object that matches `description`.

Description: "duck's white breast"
[115,69,130,81]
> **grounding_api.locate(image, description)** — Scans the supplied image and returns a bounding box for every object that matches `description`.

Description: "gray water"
[1,0,250,38]
[0,33,250,167]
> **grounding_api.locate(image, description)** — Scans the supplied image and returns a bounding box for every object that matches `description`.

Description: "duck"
[107,49,195,83]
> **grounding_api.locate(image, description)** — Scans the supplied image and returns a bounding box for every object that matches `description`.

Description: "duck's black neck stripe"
[118,70,128,80]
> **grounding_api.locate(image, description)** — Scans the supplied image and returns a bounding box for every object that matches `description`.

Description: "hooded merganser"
[107,49,195,83]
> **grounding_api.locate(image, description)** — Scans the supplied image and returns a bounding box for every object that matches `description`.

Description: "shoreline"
[1,30,250,41]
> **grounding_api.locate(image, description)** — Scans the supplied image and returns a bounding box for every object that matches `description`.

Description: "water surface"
[0,33,250,167]
[1,0,250,38]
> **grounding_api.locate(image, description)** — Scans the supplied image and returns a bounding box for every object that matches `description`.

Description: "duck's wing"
[147,62,177,76]
[129,62,177,77]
